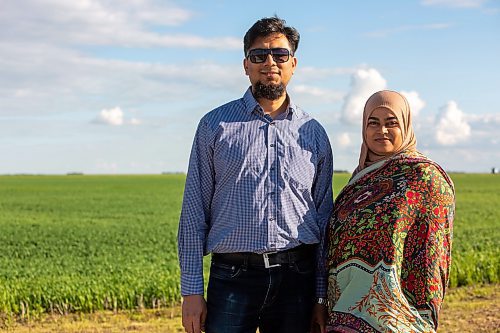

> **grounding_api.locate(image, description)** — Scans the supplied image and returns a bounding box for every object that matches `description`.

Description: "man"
[178,16,333,333]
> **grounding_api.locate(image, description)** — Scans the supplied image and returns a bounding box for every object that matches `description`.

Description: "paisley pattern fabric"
[326,151,454,333]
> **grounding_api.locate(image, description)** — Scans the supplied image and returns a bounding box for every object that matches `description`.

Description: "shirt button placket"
[267,121,278,251]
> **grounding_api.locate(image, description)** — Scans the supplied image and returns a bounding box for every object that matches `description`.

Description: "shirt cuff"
[180,273,205,296]
[315,272,327,298]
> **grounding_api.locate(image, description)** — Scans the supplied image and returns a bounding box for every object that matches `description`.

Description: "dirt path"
[1,284,498,332]
[439,284,499,332]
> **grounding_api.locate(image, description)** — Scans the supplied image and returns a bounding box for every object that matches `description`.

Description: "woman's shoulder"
[395,151,439,171]
[397,151,454,190]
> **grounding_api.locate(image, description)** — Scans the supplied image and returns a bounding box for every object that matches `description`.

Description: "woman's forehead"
[368,107,397,118]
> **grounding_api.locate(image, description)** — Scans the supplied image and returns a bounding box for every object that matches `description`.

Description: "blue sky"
[1,0,499,174]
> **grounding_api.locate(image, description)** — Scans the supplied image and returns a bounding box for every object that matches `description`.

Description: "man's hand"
[310,303,327,333]
[182,294,207,333]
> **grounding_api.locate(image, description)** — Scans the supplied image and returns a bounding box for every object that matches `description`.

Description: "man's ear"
[291,56,297,73]
[243,59,249,75]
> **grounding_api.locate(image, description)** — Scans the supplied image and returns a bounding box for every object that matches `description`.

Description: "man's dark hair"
[243,16,300,56]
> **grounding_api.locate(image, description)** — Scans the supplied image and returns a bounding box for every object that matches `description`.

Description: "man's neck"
[257,94,288,119]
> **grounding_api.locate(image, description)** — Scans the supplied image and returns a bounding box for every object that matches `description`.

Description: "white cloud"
[291,85,344,102]
[0,40,247,117]
[92,107,144,126]
[401,90,426,117]
[335,132,352,148]
[340,68,387,125]
[435,101,471,145]
[366,23,451,38]
[421,0,488,8]
[94,107,125,126]
[129,118,142,125]
[465,113,500,124]
[0,1,240,50]
[296,66,355,80]
[133,2,194,26]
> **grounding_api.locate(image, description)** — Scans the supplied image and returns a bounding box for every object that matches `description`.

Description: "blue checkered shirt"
[178,88,334,297]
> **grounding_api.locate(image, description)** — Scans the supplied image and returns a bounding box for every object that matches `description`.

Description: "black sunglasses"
[246,48,292,64]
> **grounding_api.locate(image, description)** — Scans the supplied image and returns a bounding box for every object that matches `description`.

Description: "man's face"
[243,33,297,99]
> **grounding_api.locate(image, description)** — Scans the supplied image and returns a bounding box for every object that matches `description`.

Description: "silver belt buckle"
[263,252,280,268]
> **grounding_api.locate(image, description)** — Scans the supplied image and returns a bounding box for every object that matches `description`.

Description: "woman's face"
[366,107,403,156]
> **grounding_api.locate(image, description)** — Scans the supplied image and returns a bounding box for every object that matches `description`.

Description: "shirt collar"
[242,87,304,119]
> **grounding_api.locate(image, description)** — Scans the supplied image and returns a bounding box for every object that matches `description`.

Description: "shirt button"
[269,217,275,221]
[270,144,275,147]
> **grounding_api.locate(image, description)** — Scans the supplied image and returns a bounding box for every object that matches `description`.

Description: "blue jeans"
[205,255,315,333]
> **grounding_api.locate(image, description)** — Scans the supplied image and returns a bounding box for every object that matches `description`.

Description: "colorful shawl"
[326,151,455,333]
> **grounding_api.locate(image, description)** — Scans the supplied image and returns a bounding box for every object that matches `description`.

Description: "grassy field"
[0,175,185,318]
[446,174,499,287]
[0,173,498,323]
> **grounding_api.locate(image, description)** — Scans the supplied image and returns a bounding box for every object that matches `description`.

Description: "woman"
[326,90,455,333]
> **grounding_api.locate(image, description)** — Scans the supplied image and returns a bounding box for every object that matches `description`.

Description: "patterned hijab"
[354,90,417,175]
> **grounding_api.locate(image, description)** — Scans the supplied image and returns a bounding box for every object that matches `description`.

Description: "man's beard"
[253,81,286,100]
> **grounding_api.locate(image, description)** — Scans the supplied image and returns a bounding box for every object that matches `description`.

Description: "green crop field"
[0,173,498,320]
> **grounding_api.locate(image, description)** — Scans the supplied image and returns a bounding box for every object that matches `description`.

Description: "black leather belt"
[212,244,316,269]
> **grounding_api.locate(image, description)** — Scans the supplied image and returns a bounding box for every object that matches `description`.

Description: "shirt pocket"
[213,128,266,176]
[284,145,317,190]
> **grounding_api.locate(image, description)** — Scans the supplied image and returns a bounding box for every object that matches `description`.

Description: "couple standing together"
[178,17,455,333]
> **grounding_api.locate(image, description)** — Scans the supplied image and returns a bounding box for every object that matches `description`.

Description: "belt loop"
[288,251,294,268]
[242,254,248,271]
